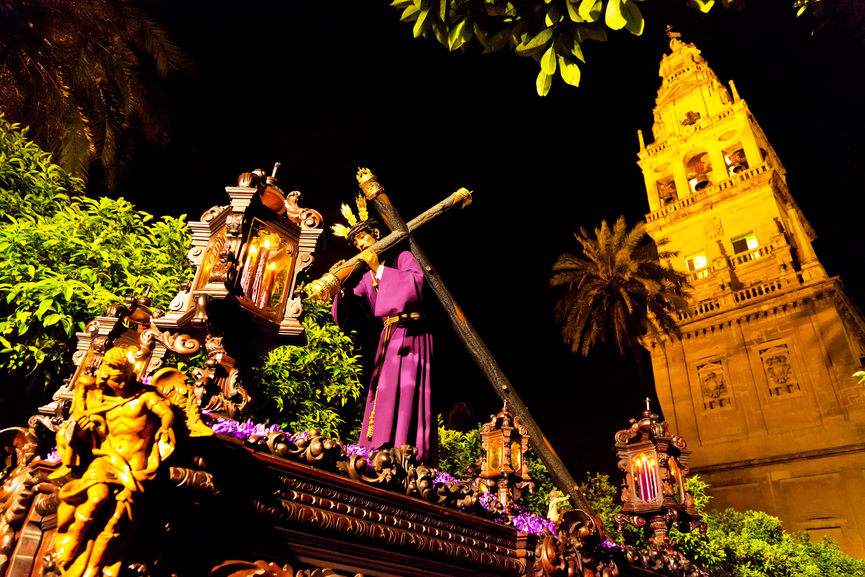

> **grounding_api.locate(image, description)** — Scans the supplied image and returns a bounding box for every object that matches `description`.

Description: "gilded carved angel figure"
[50,345,208,577]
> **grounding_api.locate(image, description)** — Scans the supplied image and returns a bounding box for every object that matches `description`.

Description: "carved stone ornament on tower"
[702,216,723,241]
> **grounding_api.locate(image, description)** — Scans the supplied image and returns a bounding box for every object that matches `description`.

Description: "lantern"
[151,166,325,417]
[614,398,703,545]
[156,166,324,347]
[478,402,532,512]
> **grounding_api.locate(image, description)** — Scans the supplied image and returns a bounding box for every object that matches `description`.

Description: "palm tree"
[550,216,690,364]
[0,0,189,189]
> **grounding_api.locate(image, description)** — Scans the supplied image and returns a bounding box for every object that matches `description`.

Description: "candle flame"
[263,239,270,249]
[269,263,275,269]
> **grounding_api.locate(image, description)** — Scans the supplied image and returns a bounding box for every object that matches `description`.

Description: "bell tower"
[639,36,865,556]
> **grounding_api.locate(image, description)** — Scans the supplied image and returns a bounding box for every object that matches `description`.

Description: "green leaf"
[578,0,602,22]
[558,55,581,86]
[567,1,584,22]
[622,0,644,35]
[473,21,489,47]
[605,0,627,30]
[390,0,415,7]
[439,0,447,20]
[43,313,62,327]
[448,19,465,50]
[433,20,448,46]
[570,37,585,62]
[545,5,560,26]
[690,0,715,13]
[401,5,420,21]
[35,298,53,320]
[413,8,430,37]
[516,27,554,54]
[541,46,557,74]
[536,70,553,96]
[484,28,511,54]
[448,18,471,50]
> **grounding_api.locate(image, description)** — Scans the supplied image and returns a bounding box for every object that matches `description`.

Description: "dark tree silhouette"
[0,0,189,189]
[550,216,690,367]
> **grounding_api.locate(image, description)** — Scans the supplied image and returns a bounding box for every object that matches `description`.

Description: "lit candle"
[251,240,270,303]
[240,245,259,295]
[648,458,658,500]
[258,263,276,309]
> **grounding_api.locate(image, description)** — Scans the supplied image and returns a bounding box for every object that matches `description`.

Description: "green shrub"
[245,298,365,440]
[0,116,190,419]
[437,417,482,477]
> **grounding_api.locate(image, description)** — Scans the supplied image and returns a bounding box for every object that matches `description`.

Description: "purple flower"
[46,448,60,463]
[209,418,284,440]
[479,491,498,510]
[600,538,616,550]
[511,511,556,536]
[345,444,370,458]
[288,430,309,443]
[433,470,457,486]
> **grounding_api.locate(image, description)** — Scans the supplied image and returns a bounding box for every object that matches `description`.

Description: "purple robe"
[332,251,433,462]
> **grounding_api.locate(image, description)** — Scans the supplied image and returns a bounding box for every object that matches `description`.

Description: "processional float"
[0,166,706,577]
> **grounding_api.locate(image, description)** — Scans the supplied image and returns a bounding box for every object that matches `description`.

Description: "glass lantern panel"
[510,441,521,471]
[669,456,684,503]
[632,452,660,502]
[237,221,294,318]
[488,437,503,472]
[200,227,227,286]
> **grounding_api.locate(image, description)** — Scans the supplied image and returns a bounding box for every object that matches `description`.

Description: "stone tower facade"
[638,37,865,556]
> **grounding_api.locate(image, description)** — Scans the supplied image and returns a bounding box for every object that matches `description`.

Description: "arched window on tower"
[722,143,749,176]
[684,150,713,192]
[656,174,678,206]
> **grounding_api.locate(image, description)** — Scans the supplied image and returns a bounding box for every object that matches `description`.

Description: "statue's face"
[352,231,377,252]
[96,361,133,393]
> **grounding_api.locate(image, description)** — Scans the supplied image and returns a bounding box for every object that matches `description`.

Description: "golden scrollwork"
[305,272,341,303]
[356,168,384,201]
[454,187,472,209]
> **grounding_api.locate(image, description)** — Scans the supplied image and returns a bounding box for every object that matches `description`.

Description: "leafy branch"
[392,0,729,96]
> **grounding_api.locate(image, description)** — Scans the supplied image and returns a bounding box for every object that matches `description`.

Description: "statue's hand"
[329,259,346,272]
[156,427,171,443]
[358,249,379,272]
[75,413,94,431]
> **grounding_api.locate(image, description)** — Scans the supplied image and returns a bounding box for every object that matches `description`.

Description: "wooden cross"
[307,169,593,514]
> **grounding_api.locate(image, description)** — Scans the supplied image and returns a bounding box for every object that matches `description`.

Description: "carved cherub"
[547,489,571,523]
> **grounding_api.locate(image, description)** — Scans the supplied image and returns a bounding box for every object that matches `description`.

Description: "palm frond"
[552,215,691,359]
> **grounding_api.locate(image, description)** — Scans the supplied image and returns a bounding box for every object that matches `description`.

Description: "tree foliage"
[245,299,365,441]
[0,116,191,419]
[550,216,690,360]
[391,0,735,96]
[437,416,483,477]
[0,0,189,188]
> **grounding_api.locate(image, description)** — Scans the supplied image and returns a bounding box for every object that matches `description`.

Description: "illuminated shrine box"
[158,169,324,347]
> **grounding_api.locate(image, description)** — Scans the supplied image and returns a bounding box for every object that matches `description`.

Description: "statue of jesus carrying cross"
[330,195,433,463]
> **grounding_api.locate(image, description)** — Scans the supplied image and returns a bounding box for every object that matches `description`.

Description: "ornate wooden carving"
[240,430,501,519]
[534,509,707,577]
[210,560,362,577]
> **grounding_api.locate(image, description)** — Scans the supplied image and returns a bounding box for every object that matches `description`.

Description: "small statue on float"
[546,489,571,523]
[50,346,195,577]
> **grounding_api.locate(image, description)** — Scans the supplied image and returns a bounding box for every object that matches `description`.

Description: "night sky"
[106,1,865,480]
